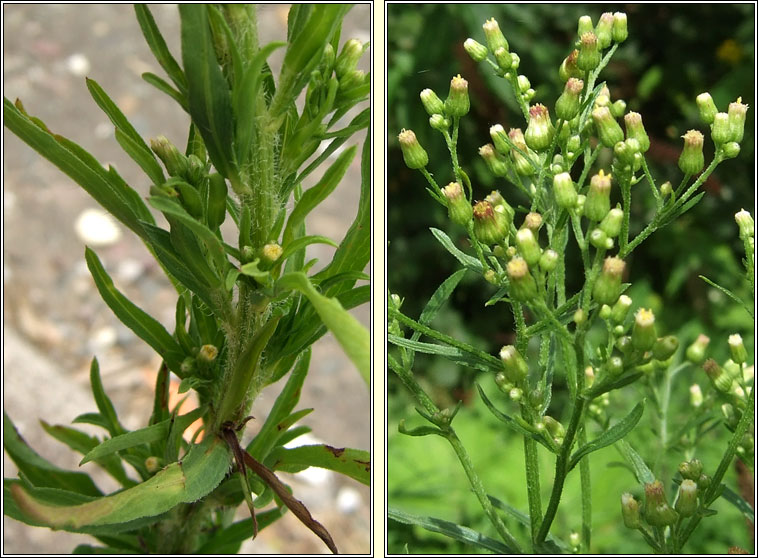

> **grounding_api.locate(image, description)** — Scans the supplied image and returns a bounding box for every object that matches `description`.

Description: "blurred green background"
[387,4,754,554]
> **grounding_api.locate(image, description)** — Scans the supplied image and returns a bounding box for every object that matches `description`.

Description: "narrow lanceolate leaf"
[133,5,187,94]
[4,413,102,497]
[179,5,235,179]
[476,385,555,452]
[568,400,645,471]
[269,445,370,486]
[429,228,484,273]
[88,358,125,438]
[389,335,495,373]
[11,435,230,530]
[85,248,185,376]
[141,72,188,112]
[277,272,369,385]
[114,127,165,186]
[616,439,655,485]
[388,507,517,554]
[282,145,357,247]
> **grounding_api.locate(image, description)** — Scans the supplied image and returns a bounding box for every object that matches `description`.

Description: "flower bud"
[696,92,718,125]
[483,270,498,285]
[398,129,428,169]
[678,130,705,175]
[652,335,679,361]
[145,456,162,473]
[506,128,537,176]
[483,18,509,54]
[442,182,473,226]
[589,228,610,250]
[611,294,633,324]
[479,144,508,177]
[181,357,196,376]
[594,256,625,305]
[599,206,624,238]
[500,345,529,384]
[621,493,641,529]
[485,190,515,223]
[445,75,470,117]
[735,209,754,240]
[261,242,282,264]
[521,212,542,233]
[599,304,612,320]
[567,134,582,153]
[552,172,578,210]
[728,334,748,364]
[612,12,628,43]
[539,249,559,272]
[429,113,450,132]
[690,384,703,407]
[464,38,489,62]
[578,15,594,36]
[704,358,732,393]
[660,181,673,197]
[722,141,741,159]
[555,78,584,121]
[525,104,555,151]
[632,308,657,352]
[678,458,703,481]
[335,39,364,79]
[607,355,624,376]
[198,344,219,364]
[593,106,624,148]
[151,135,189,178]
[727,98,748,143]
[489,124,511,155]
[595,12,614,49]
[517,75,531,94]
[644,480,678,527]
[510,52,521,70]
[516,228,542,266]
[509,387,523,401]
[494,371,511,392]
[711,112,731,145]
[675,479,699,517]
[686,334,710,364]
[493,47,512,72]
[506,257,538,301]
[577,32,601,72]
[420,88,445,115]
[585,170,613,222]
[473,200,509,245]
[624,112,650,152]
[559,49,582,82]
[610,99,627,119]
[542,415,566,442]
[616,335,633,355]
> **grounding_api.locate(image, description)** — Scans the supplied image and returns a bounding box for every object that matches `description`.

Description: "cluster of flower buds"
[696,93,748,158]
[333,38,369,98]
[564,13,627,78]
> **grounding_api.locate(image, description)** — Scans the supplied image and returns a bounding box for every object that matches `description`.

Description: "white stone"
[66,53,90,77]
[74,208,122,246]
[336,486,362,514]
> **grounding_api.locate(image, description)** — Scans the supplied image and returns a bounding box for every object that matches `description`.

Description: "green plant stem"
[640,157,662,209]
[579,428,592,551]
[387,354,439,416]
[443,427,524,553]
[618,170,632,251]
[521,405,542,547]
[444,118,464,189]
[637,526,660,552]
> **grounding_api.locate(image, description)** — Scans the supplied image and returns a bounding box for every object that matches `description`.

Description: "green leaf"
[389,335,496,373]
[71,413,112,432]
[487,494,571,552]
[4,413,102,497]
[196,510,284,554]
[388,507,517,554]
[113,127,165,186]
[85,248,186,376]
[569,401,645,471]
[280,235,338,263]
[429,228,483,273]
[699,274,753,318]
[476,385,555,452]
[133,5,187,94]
[616,440,655,485]
[277,272,369,385]
[269,445,370,486]
[719,484,754,522]
[179,5,235,179]
[73,544,138,554]
[88,358,125,438]
[10,435,229,530]
[282,145,357,247]
[141,72,188,111]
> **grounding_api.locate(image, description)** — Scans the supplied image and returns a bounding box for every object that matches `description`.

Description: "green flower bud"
[599,206,624,238]
[678,130,705,175]
[555,78,584,121]
[198,344,219,364]
[686,334,710,364]
[339,69,366,92]
[516,228,542,266]
[321,43,336,75]
[559,49,582,82]
[660,181,673,197]
[678,458,703,481]
[696,92,718,125]
[594,256,625,305]
[621,493,641,529]
[607,355,625,376]
[653,335,679,361]
[612,12,628,43]
[517,75,531,94]
[484,269,498,285]
[577,32,601,72]
[145,456,162,473]
[578,15,594,37]
[610,99,627,119]
[510,52,521,70]
[542,415,566,442]
[445,74,470,117]
[585,366,596,386]
[632,308,657,352]
[504,127,537,176]
[585,170,613,222]
[675,479,699,517]
[398,129,428,169]
[485,190,515,223]
[523,212,543,232]
[510,387,523,401]
[735,209,754,240]
[181,357,196,376]
[722,141,741,159]
[473,200,509,245]
[490,124,511,154]
[711,112,731,145]
[335,39,364,79]
[553,172,578,209]
[420,88,445,115]
[464,38,488,62]
[539,249,559,272]
[151,135,189,178]
[499,345,529,384]
[573,308,586,326]
[429,113,450,132]
[616,335,633,355]
[525,104,555,151]
[623,111,650,152]
[704,358,732,393]
[690,384,704,407]
[593,106,624,148]
[506,256,538,301]
[644,480,678,527]
[595,12,614,49]
[494,47,512,72]
[697,474,711,490]
[479,144,509,176]
[483,18,508,53]
[442,182,473,226]
[611,294,633,324]
[728,334,748,364]
[567,134,582,155]
[727,98,748,143]
[241,245,256,263]
[494,371,511,392]
[599,304,612,319]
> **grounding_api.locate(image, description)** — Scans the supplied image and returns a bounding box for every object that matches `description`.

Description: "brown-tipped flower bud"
[499,345,529,384]
[464,38,488,62]
[506,256,538,301]
[621,493,641,529]
[445,74,470,117]
[479,144,509,177]
[483,18,508,54]
[555,78,584,121]
[398,129,428,169]
[145,456,162,474]
[624,111,650,152]
[594,256,625,305]
[420,88,445,115]
[678,130,705,175]
[612,12,628,43]
[675,479,699,517]
[595,12,614,49]
[644,480,678,527]
[696,92,719,125]
[632,308,657,352]
[577,32,601,72]
[525,104,555,151]
[593,106,624,148]
[473,200,509,245]
[585,170,612,222]
[704,358,732,393]
[442,182,473,226]
[559,49,582,82]
[727,98,748,143]
[552,172,578,210]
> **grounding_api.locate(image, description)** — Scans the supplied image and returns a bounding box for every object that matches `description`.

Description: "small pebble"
[336,486,362,514]
[116,259,144,284]
[74,208,122,246]
[66,53,90,76]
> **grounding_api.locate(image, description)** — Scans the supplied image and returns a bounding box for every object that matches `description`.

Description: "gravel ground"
[3,4,371,554]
